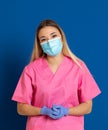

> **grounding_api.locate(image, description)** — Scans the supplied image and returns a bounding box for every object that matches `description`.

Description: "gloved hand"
[41,106,59,119]
[51,105,69,119]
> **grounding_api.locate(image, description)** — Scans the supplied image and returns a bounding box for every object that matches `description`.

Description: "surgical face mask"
[40,37,63,56]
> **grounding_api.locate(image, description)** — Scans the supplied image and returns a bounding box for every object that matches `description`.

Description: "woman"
[12,19,101,130]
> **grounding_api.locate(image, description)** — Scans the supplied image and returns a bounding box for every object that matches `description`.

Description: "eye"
[40,39,47,43]
[52,34,57,38]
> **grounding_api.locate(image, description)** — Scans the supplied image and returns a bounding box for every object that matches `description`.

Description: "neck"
[46,53,64,65]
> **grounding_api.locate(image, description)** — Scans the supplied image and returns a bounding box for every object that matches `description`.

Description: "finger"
[52,110,59,115]
[53,105,61,109]
[49,114,61,119]
[49,114,58,119]
[52,106,59,112]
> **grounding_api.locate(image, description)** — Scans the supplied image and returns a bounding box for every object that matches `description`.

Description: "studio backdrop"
[0,0,107,130]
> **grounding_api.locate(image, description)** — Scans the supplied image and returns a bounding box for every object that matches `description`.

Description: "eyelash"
[40,39,47,42]
[40,35,58,42]
[52,34,57,38]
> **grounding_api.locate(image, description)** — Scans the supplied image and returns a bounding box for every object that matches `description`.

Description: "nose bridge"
[45,33,53,41]
[47,36,52,41]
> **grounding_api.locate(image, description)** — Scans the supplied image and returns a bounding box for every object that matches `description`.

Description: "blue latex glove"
[51,105,69,119]
[41,106,59,119]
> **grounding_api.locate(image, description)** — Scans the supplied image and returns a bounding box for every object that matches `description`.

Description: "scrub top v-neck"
[42,56,66,78]
[12,56,101,130]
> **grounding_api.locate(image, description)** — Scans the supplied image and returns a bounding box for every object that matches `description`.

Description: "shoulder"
[65,56,87,70]
[76,59,92,77]
[65,55,91,75]
[23,57,43,74]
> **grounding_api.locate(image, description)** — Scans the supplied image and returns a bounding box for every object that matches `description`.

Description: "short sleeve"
[78,62,101,103]
[11,67,33,104]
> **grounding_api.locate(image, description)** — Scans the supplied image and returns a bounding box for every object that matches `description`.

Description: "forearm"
[17,102,41,116]
[69,100,92,116]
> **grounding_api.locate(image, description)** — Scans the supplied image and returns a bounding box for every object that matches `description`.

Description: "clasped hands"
[41,104,69,119]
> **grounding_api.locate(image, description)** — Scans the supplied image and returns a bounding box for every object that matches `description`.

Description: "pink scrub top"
[12,56,101,130]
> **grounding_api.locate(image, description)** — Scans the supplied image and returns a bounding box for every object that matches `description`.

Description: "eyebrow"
[39,32,57,39]
[39,36,46,39]
[50,32,56,35]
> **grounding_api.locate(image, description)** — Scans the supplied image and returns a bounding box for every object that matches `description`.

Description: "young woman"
[12,19,101,130]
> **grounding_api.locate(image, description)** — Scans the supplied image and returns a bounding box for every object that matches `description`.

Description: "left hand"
[51,105,69,119]
[41,106,59,119]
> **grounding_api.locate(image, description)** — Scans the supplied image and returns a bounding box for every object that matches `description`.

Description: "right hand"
[41,106,59,119]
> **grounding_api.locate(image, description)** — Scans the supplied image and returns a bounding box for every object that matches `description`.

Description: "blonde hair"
[30,19,82,68]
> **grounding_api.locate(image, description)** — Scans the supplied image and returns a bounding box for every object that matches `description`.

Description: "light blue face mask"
[40,37,63,56]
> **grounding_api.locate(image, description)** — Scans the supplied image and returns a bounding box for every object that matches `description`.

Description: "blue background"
[0,0,107,130]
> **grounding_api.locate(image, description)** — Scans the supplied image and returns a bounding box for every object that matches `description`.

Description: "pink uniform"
[12,56,101,130]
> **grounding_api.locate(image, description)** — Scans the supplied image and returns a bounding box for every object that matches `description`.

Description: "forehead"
[38,26,60,37]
